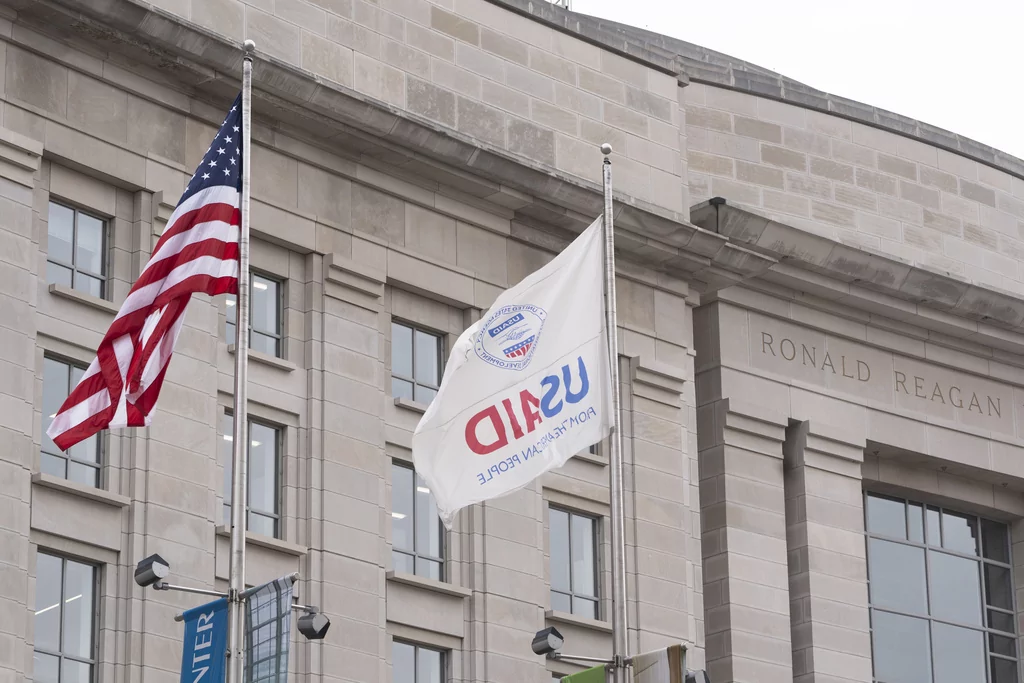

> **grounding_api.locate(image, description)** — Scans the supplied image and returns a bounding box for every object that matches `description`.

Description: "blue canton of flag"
[183,93,244,201]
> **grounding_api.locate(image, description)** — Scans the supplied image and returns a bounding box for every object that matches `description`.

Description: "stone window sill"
[545,609,613,634]
[215,526,307,556]
[573,450,607,466]
[227,344,297,372]
[394,397,428,414]
[386,570,471,598]
[31,472,129,507]
[48,283,119,315]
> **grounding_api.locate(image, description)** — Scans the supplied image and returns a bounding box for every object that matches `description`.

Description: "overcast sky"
[572,0,1024,160]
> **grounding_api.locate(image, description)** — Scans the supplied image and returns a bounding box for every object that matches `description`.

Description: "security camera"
[532,627,564,656]
[297,610,331,640]
[134,554,170,588]
[686,670,710,683]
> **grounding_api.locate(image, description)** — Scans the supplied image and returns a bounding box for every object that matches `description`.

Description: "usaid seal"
[475,304,547,371]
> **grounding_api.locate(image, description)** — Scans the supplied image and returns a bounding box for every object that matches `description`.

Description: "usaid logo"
[475,304,547,371]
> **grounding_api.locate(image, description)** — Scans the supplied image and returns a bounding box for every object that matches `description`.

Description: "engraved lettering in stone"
[895,371,908,394]
[780,338,796,361]
[988,396,1001,418]
[802,344,816,367]
[949,386,963,408]
[969,392,982,413]
[857,360,870,382]
[841,355,855,379]
[914,376,926,398]
[822,352,836,373]
[931,383,945,403]
[762,332,776,356]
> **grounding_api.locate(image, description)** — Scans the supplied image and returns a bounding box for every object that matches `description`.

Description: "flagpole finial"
[600,143,613,156]
[243,39,256,55]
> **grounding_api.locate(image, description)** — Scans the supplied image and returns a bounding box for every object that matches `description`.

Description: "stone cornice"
[691,199,1024,355]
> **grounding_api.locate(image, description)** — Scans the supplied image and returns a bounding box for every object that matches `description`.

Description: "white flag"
[413,217,612,527]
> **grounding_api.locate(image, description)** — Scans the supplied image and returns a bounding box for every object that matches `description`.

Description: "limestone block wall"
[684,83,1024,294]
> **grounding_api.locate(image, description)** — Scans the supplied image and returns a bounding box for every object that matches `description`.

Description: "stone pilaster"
[698,398,790,683]
[0,126,41,683]
[784,421,871,683]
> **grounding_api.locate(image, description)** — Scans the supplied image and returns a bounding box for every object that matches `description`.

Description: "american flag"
[47,94,244,451]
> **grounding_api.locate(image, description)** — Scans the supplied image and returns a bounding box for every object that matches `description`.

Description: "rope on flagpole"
[602,143,630,683]
[227,37,255,683]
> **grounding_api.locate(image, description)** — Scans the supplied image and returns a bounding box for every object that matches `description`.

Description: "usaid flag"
[414,217,612,526]
[180,597,228,683]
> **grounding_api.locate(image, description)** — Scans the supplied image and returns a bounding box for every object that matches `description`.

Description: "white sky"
[572,0,1024,160]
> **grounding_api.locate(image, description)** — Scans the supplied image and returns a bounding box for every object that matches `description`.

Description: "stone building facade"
[0,1,1021,683]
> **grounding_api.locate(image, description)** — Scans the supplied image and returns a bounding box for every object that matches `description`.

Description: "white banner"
[413,217,612,527]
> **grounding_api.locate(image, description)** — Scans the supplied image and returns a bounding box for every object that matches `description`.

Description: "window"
[391,463,444,580]
[47,201,106,299]
[42,357,101,488]
[549,507,599,618]
[226,273,282,357]
[391,322,442,404]
[221,412,281,538]
[393,641,444,683]
[865,492,1018,683]
[34,552,97,683]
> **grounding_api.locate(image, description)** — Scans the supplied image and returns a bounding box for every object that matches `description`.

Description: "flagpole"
[601,143,629,683]
[227,38,256,683]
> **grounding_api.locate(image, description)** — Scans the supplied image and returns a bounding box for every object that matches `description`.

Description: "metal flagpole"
[601,143,629,683]
[227,38,256,683]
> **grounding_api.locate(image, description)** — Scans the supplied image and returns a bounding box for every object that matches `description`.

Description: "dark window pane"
[76,214,105,275]
[62,560,94,659]
[418,648,442,683]
[392,378,414,401]
[572,597,597,619]
[942,510,979,555]
[392,551,414,574]
[990,634,1016,657]
[571,514,596,598]
[75,273,104,299]
[226,295,237,346]
[871,610,931,683]
[415,474,441,559]
[392,324,413,378]
[251,276,278,335]
[69,433,100,466]
[248,513,276,538]
[221,413,234,506]
[47,203,75,264]
[926,506,941,546]
[62,659,92,683]
[550,508,571,593]
[34,554,62,652]
[931,622,985,683]
[416,558,442,581]
[392,465,414,553]
[982,519,1010,563]
[251,332,278,357]
[46,261,72,287]
[992,657,1018,683]
[40,453,66,479]
[866,494,906,539]
[393,643,414,683]
[985,564,1014,610]
[551,591,571,613]
[907,502,924,543]
[32,653,59,683]
[927,551,981,625]
[414,330,439,386]
[67,461,98,488]
[867,539,927,615]
[223,503,231,526]
[249,423,278,515]
[414,385,437,405]
[988,609,1015,633]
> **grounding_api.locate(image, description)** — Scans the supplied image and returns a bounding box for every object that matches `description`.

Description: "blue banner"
[180,597,228,683]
